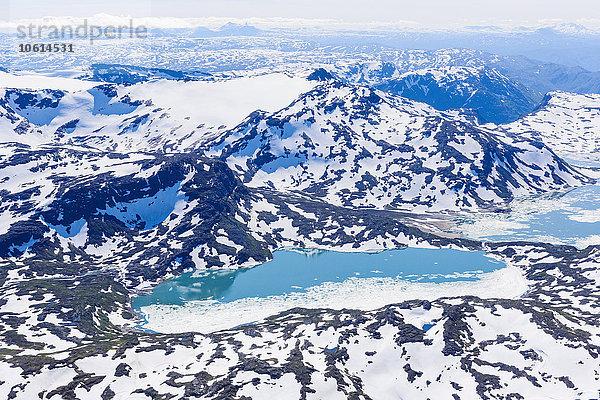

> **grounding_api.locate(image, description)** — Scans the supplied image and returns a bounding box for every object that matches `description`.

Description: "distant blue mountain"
[216,23,262,36]
[373,67,540,124]
[491,56,600,94]
[86,64,212,85]
[310,27,600,71]
[333,49,600,123]
[148,23,263,38]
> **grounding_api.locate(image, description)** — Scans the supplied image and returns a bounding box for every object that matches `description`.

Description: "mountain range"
[211,78,589,211]
[1,54,600,399]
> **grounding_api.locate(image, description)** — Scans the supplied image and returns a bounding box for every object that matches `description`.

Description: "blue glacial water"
[454,184,600,245]
[132,248,505,308]
[453,161,600,247]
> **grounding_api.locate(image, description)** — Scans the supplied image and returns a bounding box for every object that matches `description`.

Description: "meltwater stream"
[133,248,525,333]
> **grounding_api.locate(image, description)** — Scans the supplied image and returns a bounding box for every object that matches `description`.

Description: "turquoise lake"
[454,159,600,246]
[133,248,505,308]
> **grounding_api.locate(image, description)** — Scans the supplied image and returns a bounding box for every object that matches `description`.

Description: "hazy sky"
[4,0,600,29]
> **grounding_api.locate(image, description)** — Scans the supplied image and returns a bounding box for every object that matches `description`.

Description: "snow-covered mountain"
[1,138,463,290]
[499,91,600,161]
[2,69,590,214]
[0,71,317,153]
[333,49,600,97]
[372,66,539,124]
[211,79,590,212]
[0,144,280,287]
[0,96,45,144]
[83,63,215,85]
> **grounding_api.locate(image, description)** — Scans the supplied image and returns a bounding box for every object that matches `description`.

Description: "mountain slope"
[0,71,317,153]
[499,91,600,161]
[84,63,214,85]
[0,140,462,290]
[373,66,540,124]
[339,49,600,95]
[0,146,273,287]
[211,81,590,212]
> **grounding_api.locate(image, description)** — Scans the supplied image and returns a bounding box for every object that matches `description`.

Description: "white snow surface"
[499,91,600,161]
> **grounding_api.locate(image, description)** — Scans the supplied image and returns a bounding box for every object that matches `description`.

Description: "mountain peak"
[212,83,589,212]
[307,68,335,81]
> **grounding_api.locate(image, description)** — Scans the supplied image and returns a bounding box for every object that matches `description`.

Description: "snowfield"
[499,91,600,161]
[0,71,317,152]
[212,80,590,212]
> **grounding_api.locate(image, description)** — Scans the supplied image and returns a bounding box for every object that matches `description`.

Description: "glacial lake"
[133,248,505,309]
[131,160,599,333]
[453,160,600,247]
